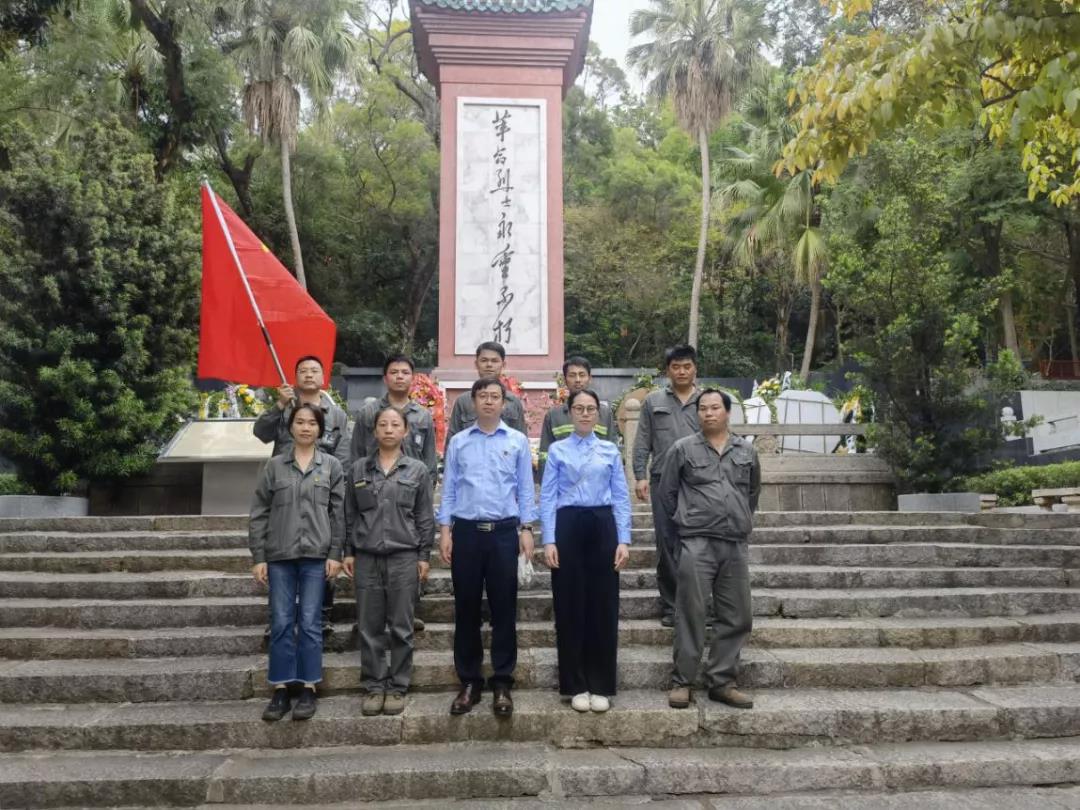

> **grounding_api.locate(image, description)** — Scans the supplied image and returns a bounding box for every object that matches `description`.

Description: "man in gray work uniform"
[253,355,351,634]
[538,356,618,473]
[659,389,760,710]
[632,345,701,627]
[350,353,437,631]
[446,341,527,441]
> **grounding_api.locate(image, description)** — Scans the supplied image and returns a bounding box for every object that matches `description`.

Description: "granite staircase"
[3,509,1080,807]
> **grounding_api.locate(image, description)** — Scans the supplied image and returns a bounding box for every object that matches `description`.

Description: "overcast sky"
[588,0,653,81]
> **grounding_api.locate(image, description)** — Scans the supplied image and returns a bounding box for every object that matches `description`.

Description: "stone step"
[0,511,979,534]
[3,685,1080,754]
[8,524,1080,555]
[2,642,1078,703]
[4,737,1080,808]
[2,565,1071,602]
[6,586,1080,629]
[7,614,1080,660]
[6,542,1080,574]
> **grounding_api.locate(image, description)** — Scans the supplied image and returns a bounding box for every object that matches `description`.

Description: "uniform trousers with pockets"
[450,518,519,688]
[671,536,752,689]
[355,550,418,695]
[649,480,679,620]
[551,506,620,697]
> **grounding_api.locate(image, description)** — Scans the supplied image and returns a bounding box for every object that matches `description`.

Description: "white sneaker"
[571,692,591,712]
[589,694,610,713]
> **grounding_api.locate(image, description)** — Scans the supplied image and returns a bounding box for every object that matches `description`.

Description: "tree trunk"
[688,124,710,348]
[980,220,1019,357]
[401,238,437,351]
[998,288,1020,360]
[1066,215,1080,351]
[775,291,792,371]
[800,276,821,379]
[280,137,306,289]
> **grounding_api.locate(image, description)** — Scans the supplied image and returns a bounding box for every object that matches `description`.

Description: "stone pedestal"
[410,0,592,399]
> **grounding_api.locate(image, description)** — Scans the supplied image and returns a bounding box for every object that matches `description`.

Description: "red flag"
[198,185,336,387]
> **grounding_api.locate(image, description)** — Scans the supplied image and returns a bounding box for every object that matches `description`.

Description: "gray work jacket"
[350,395,438,483]
[249,450,346,564]
[658,432,761,543]
[632,386,702,481]
[253,391,351,468]
[447,390,527,440]
[345,453,435,559]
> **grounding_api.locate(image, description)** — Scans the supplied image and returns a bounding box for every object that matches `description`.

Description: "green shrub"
[957,462,1080,507]
[0,474,31,496]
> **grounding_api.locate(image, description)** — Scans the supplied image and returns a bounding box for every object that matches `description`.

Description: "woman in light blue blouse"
[540,388,632,713]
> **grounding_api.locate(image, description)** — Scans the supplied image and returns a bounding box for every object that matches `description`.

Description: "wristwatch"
[520,524,534,533]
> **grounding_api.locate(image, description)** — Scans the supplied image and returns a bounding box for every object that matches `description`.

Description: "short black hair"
[471,377,506,399]
[698,388,732,412]
[664,345,697,367]
[475,341,506,360]
[288,402,326,437]
[295,355,324,373]
[382,354,415,376]
[567,388,600,411]
[562,356,592,377]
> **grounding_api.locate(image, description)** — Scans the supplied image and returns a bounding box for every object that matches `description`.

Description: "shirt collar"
[467,420,508,437]
[379,393,416,412]
[289,447,326,473]
[568,430,597,446]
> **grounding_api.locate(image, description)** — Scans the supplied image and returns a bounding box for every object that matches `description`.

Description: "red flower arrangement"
[408,373,448,453]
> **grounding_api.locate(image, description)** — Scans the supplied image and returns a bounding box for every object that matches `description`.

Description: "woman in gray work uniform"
[249,403,345,722]
[343,405,435,717]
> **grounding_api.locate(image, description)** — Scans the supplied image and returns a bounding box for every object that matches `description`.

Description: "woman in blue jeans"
[249,402,345,721]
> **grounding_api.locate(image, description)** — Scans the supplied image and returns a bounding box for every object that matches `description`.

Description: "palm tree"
[223,0,360,289]
[719,74,827,378]
[628,0,770,348]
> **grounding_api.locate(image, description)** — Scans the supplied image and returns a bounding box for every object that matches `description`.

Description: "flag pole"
[202,179,288,387]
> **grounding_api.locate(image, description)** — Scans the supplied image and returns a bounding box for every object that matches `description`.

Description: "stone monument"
[409,0,592,403]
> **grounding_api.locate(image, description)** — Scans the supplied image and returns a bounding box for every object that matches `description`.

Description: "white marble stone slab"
[455,98,548,355]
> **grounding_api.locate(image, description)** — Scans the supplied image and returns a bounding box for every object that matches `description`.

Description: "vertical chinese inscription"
[455,99,547,355]
[490,109,514,344]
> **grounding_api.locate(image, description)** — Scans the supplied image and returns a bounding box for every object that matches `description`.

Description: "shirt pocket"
[395,479,419,509]
[353,483,377,512]
[313,477,331,507]
[652,406,674,435]
[271,478,294,509]
[685,457,715,485]
[730,452,754,492]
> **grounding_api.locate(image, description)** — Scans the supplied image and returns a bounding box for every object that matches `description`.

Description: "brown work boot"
[668,686,692,709]
[361,691,385,716]
[708,684,753,709]
[382,693,406,715]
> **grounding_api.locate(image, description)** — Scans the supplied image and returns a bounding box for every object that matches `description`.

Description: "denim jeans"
[268,558,326,685]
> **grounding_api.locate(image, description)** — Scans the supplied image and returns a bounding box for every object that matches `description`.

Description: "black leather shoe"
[292,687,318,720]
[262,688,291,722]
[450,683,482,715]
[660,614,675,628]
[492,685,514,718]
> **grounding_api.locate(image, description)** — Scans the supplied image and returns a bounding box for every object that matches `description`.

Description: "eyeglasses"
[571,405,598,415]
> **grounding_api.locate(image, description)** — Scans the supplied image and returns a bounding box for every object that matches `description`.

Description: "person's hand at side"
[439,526,453,565]
[544,544,559,570]
[634,479,649,501]
[614,544,630,571]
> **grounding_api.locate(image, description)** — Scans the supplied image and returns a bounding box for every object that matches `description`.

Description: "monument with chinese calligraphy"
[409,0,592,400]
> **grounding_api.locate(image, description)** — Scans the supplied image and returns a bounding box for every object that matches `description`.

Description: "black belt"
[454,517,519,532]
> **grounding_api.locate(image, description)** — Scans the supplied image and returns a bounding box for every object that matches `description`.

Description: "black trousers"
[551,506,620,697]
[451,519,519,688]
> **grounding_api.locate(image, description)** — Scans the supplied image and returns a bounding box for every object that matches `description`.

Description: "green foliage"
[0,474,32,496]
[959,462,1080,507]
[825,135,1021,491]
[0,121,199,494]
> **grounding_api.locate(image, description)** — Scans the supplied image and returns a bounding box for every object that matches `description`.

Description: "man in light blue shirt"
[438,378,537,718]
